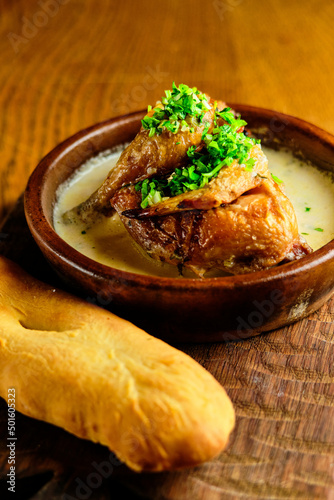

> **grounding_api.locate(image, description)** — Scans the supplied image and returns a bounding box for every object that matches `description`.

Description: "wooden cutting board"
[0,196,333,500]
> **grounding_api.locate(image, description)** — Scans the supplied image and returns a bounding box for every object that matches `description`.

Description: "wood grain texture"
[0,0,334,498]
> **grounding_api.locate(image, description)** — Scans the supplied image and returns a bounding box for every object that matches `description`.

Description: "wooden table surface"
[0,0,334,499]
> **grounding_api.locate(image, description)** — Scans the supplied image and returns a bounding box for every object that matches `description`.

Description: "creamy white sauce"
[265,147,334,250]
[53,146,334,278]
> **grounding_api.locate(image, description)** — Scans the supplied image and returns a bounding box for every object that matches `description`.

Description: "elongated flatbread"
[0,256,235,471]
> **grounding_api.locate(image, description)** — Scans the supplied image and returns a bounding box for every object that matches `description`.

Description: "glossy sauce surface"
[54,147,334,277]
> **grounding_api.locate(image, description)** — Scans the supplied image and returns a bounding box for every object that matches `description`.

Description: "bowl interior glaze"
[24,105,334,342]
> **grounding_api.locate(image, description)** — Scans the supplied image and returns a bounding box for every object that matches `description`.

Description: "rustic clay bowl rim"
[24,106,334,294]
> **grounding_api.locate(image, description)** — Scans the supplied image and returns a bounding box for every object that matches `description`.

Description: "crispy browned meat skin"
[112,178,312,276]
[63,98,226,224]
[123,144,269,218]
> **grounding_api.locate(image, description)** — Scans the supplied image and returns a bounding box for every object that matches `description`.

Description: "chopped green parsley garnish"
[271,174,283,184]
[301,232,309,235]
[141,82,211,137]
[215,107,247,131]
[136,107,259,208]
[315,227,324,232]
[135,178,166,208]
[305,207,311,212]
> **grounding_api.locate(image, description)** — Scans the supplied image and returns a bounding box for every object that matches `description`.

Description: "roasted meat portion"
[62,83,312,276]
[123,144,269,218]
[112,177,312,276]
[64,97,226,224]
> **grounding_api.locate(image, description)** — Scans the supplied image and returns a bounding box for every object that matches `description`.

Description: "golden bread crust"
[0,256,235,471]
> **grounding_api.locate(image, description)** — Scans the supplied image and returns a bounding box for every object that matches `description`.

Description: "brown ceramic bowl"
[24,105,334,342]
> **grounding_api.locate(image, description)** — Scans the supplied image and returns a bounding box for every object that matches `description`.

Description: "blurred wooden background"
[0,0,333,224]
[0,1,334,499]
